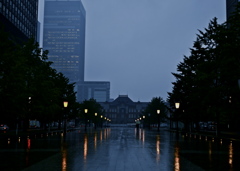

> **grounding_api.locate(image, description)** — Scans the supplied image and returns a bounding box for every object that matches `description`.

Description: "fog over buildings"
[42,0,110,102]
[43,0,86,84]
[38,0,227,102]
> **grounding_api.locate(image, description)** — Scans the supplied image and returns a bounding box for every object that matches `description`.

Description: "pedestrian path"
[21,128,209,171]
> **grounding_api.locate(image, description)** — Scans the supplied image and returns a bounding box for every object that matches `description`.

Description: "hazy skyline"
[38,0,226,102]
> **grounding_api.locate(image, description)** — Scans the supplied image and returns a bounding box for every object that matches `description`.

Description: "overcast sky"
[38,0,226,102]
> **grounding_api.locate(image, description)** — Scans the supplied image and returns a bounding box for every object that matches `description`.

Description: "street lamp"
[175,102,180,134]
[63,101,68,108]
[84,109,88,131]
[104,117,107,127]
[157,109,160,131]
[63,101,68,136]
[142,115,145,128]
[94,113,98,129]
[101,115,103,128]
[175,102,180,109]
[148,113,151,129]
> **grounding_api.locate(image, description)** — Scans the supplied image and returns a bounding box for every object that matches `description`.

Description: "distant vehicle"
[208,124,216,130]
[200,122,208,130]
[29,120,40,128]
[0,124,9,131]
[199,121,216,130]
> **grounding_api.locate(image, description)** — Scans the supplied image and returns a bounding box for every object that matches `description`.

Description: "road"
[0,127,239,171]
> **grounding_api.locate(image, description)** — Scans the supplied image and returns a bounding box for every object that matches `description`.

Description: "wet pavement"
[0,127,240,171]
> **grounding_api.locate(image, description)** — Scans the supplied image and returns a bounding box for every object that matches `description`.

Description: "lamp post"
[157,109,160,131]
[27,97,31,130]
[84,109,88,131]
[148,113,151,129]
[175,103,180,109]
[142,115,145,128]
[238,79,240,132]
[238,79,240,89]
[175,102,180,134]
[104,117,107,127]
[63,101,68,136]
[100,115,103,128]
[94,113,97,129]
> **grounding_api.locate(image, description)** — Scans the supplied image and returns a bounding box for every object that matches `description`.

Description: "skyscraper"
[43,0,86,84]
[43,0,111,102]
[0,0,39,44]
[226,0,240,19]
[78,81,110,102]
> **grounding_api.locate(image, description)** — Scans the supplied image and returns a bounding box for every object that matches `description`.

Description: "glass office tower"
[0,0,38,43]
[78,81,110,102]
[43,0,86,83]
[226,0,240,19]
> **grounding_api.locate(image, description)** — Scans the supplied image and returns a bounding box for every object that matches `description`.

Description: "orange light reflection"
[156,135,160,162]
[174,143,180,171]
[27,139,31,150]
[61,143,67,171]
[229,142,233,167]
[94,132,97,150]
[84,134,88,161]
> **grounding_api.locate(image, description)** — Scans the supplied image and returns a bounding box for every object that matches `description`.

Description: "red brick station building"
[99,95,148,124]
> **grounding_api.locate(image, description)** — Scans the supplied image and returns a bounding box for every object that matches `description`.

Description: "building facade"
[78,81,110,102]
[43,0,86,84]
[100,95,148,124]
[0,0,39,43]
[226,0,240,19]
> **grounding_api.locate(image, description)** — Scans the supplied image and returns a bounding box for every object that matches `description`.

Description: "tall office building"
[0,0,39,44]
[226,0,240,19]
[78,81,110,102]
[43,0,86,84]
[43,0,111,102]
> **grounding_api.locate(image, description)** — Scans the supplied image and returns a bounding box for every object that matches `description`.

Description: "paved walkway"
[0,127,237,171]
[20,127,208,171]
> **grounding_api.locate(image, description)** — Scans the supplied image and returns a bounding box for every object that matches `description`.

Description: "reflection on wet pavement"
[0,127,239,171]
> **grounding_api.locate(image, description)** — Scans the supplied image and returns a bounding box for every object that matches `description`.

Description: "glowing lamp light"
[63,101,68,108]
[175,102,180,109]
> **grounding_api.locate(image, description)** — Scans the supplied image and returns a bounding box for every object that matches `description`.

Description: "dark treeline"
[0,28,104,130]
[141,97,168,130]
[0,28,77,130]
[167,3,240,132]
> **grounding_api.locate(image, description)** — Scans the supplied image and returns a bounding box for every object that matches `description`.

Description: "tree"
[143,97,167,130]
[79,98,104,130]
[168,5,240,132]
[0,29,78,130]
